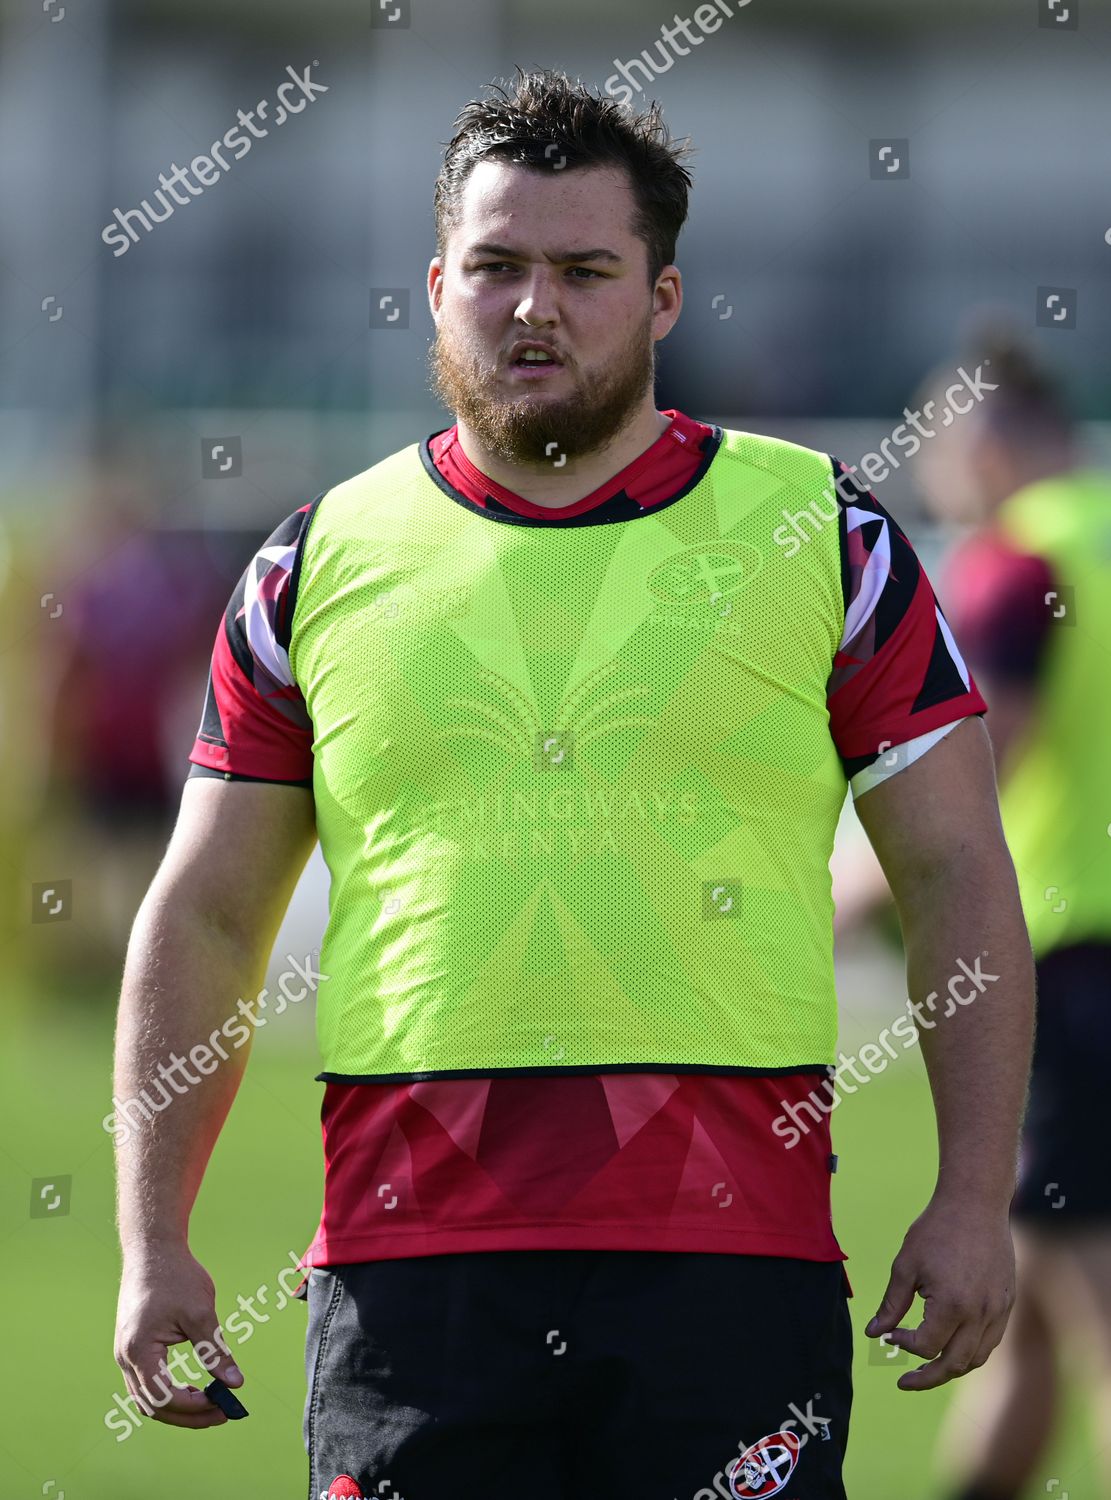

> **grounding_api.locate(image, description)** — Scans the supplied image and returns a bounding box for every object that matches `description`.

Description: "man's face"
[428,159,680,466]
[915,401,988,525]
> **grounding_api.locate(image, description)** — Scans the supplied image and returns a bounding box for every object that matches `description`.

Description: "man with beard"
[111,67,1034,1500]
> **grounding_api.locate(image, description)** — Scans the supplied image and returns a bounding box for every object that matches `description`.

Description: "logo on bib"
[727,1430,801,1498]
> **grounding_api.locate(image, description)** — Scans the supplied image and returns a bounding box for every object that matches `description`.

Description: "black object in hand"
[204,1377,249,1419]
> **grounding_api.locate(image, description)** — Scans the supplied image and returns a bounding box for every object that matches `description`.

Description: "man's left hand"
[864,1195,1016,1391]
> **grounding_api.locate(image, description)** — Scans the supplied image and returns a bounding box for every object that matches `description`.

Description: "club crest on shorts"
[322,1478,363,1500]
[727,1429,801,1498]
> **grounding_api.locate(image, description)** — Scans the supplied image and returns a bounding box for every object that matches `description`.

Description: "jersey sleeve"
[826,460,987,786]
[187,500,321,784]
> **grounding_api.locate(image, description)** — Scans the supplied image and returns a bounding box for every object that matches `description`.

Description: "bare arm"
[112,776,316,1428]
[853,715,1035,1391]
[831,696,1033,938]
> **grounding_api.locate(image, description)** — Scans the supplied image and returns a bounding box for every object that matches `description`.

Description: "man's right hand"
[114,1243,244,1428]
[110,779,315,1430]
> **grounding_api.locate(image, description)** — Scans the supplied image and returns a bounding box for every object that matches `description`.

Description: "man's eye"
[473,263,603,278]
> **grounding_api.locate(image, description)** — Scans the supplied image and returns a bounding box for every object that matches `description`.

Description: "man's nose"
[515,268,561,326]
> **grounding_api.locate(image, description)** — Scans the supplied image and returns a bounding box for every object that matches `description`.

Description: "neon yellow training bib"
[289,429,848,1079]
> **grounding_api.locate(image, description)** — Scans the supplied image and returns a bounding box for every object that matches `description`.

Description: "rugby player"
[916,334,1111,1500]
[111,69,1035,1500]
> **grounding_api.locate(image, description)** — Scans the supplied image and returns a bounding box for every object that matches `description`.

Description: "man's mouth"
[508,341,565,371]
[508,361,565,380]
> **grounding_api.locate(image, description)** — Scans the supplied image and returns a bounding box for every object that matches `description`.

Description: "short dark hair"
[970,320,1073,444]
[434,66,695,286]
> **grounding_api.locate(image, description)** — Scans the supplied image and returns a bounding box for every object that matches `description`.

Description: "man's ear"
[428,256,444,320]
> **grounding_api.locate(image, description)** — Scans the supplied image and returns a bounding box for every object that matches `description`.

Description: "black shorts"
[1012,941,1111,1224]
[302,1250,852,1500]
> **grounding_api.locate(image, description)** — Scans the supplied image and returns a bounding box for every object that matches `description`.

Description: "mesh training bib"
[289,428,849,1080]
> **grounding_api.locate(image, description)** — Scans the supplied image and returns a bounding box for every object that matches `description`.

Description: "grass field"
[2,989,1101,1500]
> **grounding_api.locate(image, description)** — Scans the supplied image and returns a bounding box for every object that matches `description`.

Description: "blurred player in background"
[840,328,1111,1500]
[38,467,229,977]
[932,333,1111,1500]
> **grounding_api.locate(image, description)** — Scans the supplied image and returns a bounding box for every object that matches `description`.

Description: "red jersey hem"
[298,1223,847,1267]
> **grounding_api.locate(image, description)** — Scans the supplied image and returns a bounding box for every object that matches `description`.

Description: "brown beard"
[427,306,657,467]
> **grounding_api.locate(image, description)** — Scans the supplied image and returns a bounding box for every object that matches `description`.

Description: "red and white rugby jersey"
[188,410,986,1275]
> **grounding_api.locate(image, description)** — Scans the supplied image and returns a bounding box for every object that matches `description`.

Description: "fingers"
[894,1316,981,1391]
[885,1302,1012,1392]
[883,1293,961,1366]
[152,1390,230,1429]
[118,1344,231,1426]
[116,1309,243,1427]
[865,1254,917,1338]
[178,1308,243,1388]
[122,1366,230,1426]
